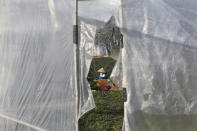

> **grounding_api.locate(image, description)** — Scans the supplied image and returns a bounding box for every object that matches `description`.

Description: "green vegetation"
[79,91,124,131]
[79,57,123,131]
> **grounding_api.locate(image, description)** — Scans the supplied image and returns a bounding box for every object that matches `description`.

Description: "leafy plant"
[79,91,124,131]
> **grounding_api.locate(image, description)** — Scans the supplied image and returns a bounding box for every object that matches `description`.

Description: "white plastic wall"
[122,0,197,130]
[0,0,77,130]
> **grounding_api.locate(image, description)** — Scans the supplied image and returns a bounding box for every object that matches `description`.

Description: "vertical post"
[73,0,79,130]
[73,0,78,45]
[119,1,128,131]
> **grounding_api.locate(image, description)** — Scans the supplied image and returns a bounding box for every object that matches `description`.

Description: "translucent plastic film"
[0,0,77,130]
[78,21,96,118]
[79,0,121,26]
[122,0,197,130]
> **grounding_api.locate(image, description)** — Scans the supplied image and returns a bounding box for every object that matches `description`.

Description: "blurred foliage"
[89,81,98,90]
[79,91,124,131]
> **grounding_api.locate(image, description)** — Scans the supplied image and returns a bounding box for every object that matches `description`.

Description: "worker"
[97,68,108,80]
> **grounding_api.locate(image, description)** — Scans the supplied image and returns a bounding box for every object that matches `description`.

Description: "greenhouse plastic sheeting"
[78,21,96,118]
[1,0,197,130]
[79,0,121,27]
[0,0,88,130]
[122,0,197,130]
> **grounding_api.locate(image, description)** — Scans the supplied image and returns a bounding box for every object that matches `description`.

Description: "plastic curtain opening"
[78,0,122,117]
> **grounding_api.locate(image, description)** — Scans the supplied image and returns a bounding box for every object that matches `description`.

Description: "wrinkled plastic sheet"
[79,0,121,26]
[78,21,96,118]
[0,0,78,130]
[122,0,197,130]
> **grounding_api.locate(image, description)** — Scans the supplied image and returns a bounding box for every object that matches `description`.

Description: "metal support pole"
[73,0,80,131]
[119,0,128,130]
